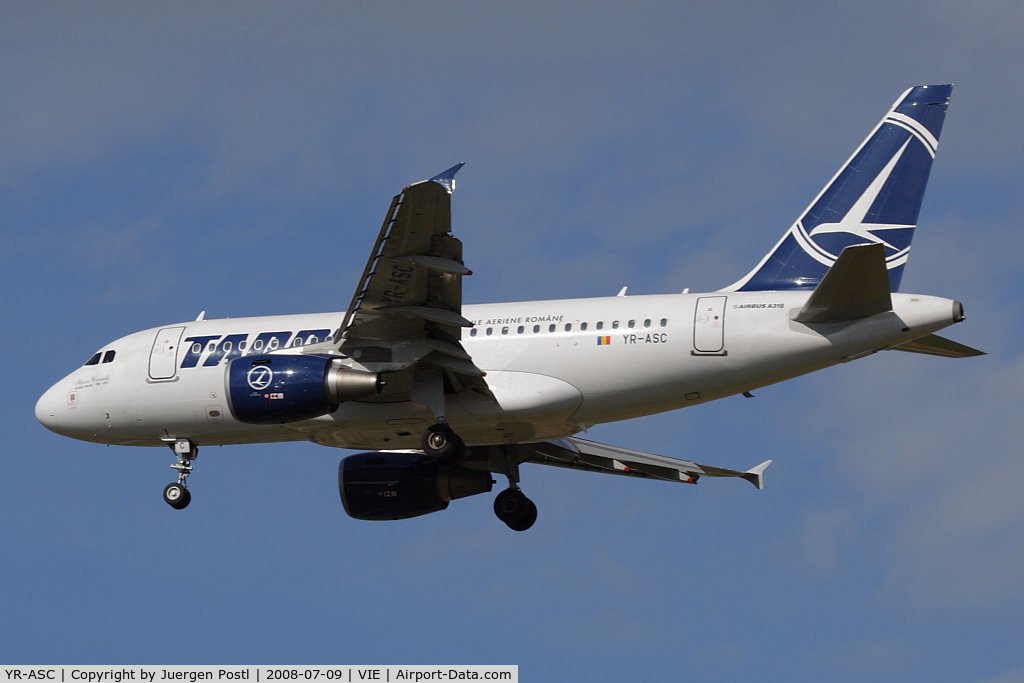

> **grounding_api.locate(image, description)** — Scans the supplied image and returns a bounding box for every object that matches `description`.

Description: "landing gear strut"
[162,438,197,510]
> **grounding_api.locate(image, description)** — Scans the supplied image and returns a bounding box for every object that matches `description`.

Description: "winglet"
[742,460,773,490]
[429,163,466,194]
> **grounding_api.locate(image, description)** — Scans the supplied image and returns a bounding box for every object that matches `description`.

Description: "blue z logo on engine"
[246,365,274,391]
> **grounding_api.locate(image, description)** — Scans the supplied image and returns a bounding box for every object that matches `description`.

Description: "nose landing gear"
[162,438,197,510]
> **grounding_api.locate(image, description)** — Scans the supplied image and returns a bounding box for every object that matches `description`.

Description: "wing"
[521,437,772,489]
[321,163,490,404]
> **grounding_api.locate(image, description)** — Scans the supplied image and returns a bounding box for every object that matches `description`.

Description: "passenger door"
[149,326,185,380]
[693,296,727,355]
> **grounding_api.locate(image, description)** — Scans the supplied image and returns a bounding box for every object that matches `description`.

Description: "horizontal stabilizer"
[890,333,985,358]
[793,243,892,323]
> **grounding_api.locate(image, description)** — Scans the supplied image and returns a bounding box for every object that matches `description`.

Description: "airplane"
[36,84,982,531]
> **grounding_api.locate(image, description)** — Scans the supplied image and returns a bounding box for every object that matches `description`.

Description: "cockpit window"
[102,350,116,363]
[84,352,102,366]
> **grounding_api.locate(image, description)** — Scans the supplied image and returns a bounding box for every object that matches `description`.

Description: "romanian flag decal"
[597,336,611,346]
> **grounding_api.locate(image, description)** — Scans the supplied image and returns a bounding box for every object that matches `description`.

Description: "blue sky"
[3,2,1023,680]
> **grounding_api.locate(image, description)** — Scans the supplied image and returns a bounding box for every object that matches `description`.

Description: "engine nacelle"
[339,452,494,521]
[226,354,381,424]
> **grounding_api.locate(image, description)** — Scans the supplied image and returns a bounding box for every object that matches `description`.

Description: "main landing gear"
[420,423,538,531]
[493,448,537,531]
[488,443,537,531]
[162,438,196,510]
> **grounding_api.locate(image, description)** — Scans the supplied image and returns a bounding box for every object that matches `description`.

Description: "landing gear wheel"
[422,423,464,461]
[163,482,191,510]
[494,488,537,531]
[163,438,197,510]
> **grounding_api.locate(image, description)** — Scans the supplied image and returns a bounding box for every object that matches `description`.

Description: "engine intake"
[339,452,493,520]
[226,354,381,424]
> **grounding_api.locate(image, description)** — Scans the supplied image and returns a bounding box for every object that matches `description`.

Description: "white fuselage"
[35,290,961,451]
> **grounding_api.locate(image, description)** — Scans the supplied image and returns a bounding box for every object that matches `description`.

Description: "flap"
[524,437,771,489]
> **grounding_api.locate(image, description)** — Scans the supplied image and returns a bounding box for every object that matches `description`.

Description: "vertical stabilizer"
[725,85,952,293]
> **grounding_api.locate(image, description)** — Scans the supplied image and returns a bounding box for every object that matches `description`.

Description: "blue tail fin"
[726,84,952,292]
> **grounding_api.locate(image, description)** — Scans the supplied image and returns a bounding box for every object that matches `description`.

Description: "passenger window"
[192,343,202,354]
[207,342,217,352]
[486,328,493,336]
[470,328,478,337]
[644,319,651,328]
[84,352,101,366]
[254,339,265,351]
[239,341,248,350]
[222,341,233,352]
[564,323,572,332]
[308,335,319,344]
[596,321,604,330]
[533,325,540,333]
[517,326,524,334]
[549,324,556,333]
[660,318,668,327]
[102,350,116,364]
[268,338,279,350]
[501,326,509,335]
[612,321,620,329]
[581,322,588,331]
[628,320,635,328]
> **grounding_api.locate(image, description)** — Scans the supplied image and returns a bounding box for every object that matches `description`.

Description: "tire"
[163,483,191,510]
[506,498,537,532]
[421,423,464,460]
[494,488,537,531]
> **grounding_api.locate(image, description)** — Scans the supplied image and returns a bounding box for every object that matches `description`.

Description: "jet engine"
[339,452,494,520]
[226,354,381,424]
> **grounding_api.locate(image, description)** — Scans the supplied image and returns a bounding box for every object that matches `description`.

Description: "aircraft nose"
[35,383,66,433]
